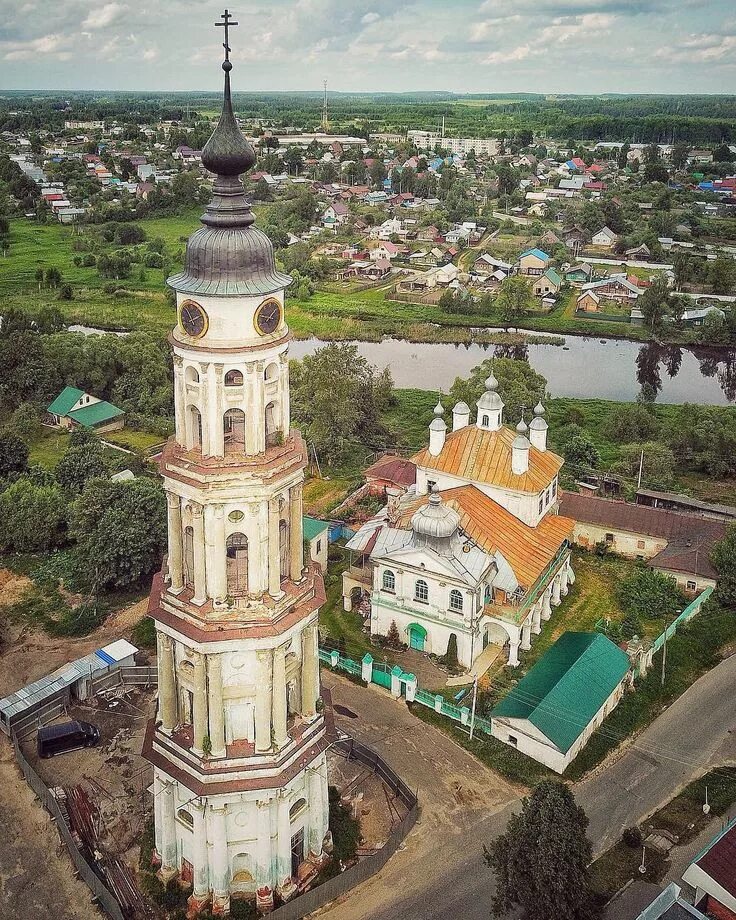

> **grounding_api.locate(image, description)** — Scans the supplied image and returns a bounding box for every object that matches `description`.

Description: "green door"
[409,625,426,651]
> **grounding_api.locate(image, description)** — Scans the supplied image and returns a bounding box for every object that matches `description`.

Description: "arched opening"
[449,589,464,613]
[264,362,279,382]
[226,533,249,597]
[414,579,429,604]
[483,620,510,650]
[289,798,308,821]
[185,365,199,384]
[187,405,202,450]
[184,526,194,588]
[177,808,193,828]
[231,853,254,892]
[224,408,246,453]
[349,586,363,611]
[279,519,289,581]
[224,368,243,386]
[407,621,428,651]
[382,569,395,593]
[265,401,279,447]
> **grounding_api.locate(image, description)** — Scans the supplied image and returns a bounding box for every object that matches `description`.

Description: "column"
[255,799,273,890]
[531,600,542,635]
[210,363,224,459]
[192,652,207,754]
[301,626,317,719]
[508,633,520,667]
[551,576,562,607]
[158,634,177,732]
[173,356,185,445]
[272,645,288,749]
[166,492,184,593]
[191,503,207,606]
[567,558,576,585]
[268,497,282,597]
[208,504,227,603]
[191,800,209,901]
[209,805,230,910]
[207,654,226,758]
[280,355,291,435]
[520,621,532,651]
[308,766,324,857]
[290,483,303,582]
[255,650,273,753]
[319,758,329,837]
[276,793,292,886]
[245,363,258,455]
[560,565,569,597]
[254,360,266,452]
[159,778,178,873]
[541,588,552,621]
[199,361,211,459]
[153,772,164,860]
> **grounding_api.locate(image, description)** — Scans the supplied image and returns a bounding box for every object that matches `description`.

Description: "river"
[290,335,736,406]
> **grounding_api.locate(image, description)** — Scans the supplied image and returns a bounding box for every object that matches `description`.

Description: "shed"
[303,516,329,571]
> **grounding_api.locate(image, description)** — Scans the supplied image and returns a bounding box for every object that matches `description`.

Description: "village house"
[565,262,593,285]
[532,268,562,298]
[591,226,617,248]
[625,243,651,260]
[344,383,575,671]
[682,820,736,918]
[321,200,349,229]
[47,386,124,432]
[472,253,513,277]
[576,290,601,312]
[368,240,402,262]
[491,631,630,773]
[558,492,726,594]
[303,516,329,572]
[581,273,642,304]
[518,248,551,276]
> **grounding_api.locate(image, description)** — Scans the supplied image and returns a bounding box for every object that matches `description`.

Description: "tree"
[608,404,658,444]
[497,276,533,323]
[448,357,547,425]
[564,435,600,477]
[671,143,689,170]
[0,475,68,552]
[638,278,677,331]
[69,477,167,590]
[290,344,393,464]
[617,143,630,169]
[711,525,736,609]
[708,256,736,295]
[484,781,596,920]
[55,437,109,493]
[386,620,401,648]
[613,441,675,487]
[0,429,29,478]
[617,567,684,628]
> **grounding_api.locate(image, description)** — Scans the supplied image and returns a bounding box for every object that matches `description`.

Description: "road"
[318,653,736,920]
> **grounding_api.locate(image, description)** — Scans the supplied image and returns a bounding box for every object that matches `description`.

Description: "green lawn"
[102,428,168,451]
[27,427,71,468]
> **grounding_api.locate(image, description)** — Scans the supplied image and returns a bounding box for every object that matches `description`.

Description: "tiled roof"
[492,632,630,753]
[413,425,564,494]
[558,492,725,579]
[398,485,574,589]
[364,455,417,489]
[48,385,85,416]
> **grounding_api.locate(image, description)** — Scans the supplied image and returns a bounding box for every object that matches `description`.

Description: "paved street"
[318,653,736,920]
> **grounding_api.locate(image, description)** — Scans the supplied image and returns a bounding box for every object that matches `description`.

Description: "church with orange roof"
[344,374,575,670]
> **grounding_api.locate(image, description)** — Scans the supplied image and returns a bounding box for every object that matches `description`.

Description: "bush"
[622,826,643,848]
[328,785,361,864]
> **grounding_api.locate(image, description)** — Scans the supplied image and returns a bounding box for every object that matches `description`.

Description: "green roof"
[303,516,329,541]
[48,386,85,416]
[545,268,562,286]
[491,632,629,753]
[67,400,124,428]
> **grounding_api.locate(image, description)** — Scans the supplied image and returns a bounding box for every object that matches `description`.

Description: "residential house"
[368,241,402,262]
[591,225,617,248]
[565,263,593,284]
[604,882,708,920]
[532,268,562,297]
[539,230,561,248]
[625,243,651,260]
[418,225,440,242]
[363,455,417,497]
[321,201,349,229]
[576,290,601,312]
[303,516,329,572]
[581,274,642,304]
[562,225,587,254]
[491,632,630,773]
[47,386,125,432]
[679,306,726,327]
[473,254,513,277]
[518,248,550,276]
[682,820,736,918]
[558,491,726,594]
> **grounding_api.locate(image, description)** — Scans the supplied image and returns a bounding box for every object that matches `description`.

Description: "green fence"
[651,587,713,652]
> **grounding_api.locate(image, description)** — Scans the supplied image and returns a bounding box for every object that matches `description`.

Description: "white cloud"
[361,11,380,23]
[82,3,122,30]
[654,32,736,62]
[2,33,67,60]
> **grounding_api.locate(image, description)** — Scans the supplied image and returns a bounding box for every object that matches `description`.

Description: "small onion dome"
[453,401,470,414]
[477,374,504,411]
[434,400,445,416]
[485,373,498,390]
[516,418,528,435]
[411,487,460,540]
[429,416,447,433]
[201,64,256,178]
[534,401,545,416]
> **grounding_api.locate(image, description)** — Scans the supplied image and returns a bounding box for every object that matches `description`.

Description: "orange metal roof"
[399,485,574,590]
[412,425,564,494]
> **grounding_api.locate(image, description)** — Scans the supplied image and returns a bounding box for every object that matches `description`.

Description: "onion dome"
[167,48,290,298]
[516,417,528,435]
[477,373,504,412]
[434,400,444,416]
[533,401,545,416]
[411,486,460,554]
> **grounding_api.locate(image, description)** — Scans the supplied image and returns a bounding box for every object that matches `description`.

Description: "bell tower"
[144,13,329,914]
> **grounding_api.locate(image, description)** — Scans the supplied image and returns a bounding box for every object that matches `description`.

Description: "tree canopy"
[448,357,547,425]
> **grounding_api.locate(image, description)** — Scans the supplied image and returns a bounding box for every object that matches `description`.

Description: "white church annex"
[346,377,576,669]
[143,16,329,914]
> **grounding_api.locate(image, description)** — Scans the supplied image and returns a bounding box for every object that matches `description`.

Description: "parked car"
[37,720,101,758]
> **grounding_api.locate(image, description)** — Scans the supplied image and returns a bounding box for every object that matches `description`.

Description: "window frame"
[382,569,396,594]
[414,579,429,604]
[449,589,463,613]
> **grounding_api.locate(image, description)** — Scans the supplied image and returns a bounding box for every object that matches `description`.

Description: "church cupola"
[410,485,460,556]
[452,401,470,431]
[529,401,548,452]
[512,417,531,475]
[428,400,447,456]
[476,373,504,431]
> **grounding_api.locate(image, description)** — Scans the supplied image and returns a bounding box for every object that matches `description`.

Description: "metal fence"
[12,738,125,920]
[267,737,418,920]
[91,665,158,695]
[651,587,713,653]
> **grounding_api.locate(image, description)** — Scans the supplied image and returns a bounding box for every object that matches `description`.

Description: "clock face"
[180,300,208,338]
[254,298,282,336]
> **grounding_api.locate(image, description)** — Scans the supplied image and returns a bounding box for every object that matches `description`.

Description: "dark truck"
[37,720,101,758]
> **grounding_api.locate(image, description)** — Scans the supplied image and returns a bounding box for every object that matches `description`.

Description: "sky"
[0,0,735,95]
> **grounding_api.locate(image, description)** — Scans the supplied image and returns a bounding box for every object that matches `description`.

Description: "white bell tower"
[144,14,329,914]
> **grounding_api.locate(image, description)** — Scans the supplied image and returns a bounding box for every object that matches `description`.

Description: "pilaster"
[158,634,177,732]
[191,502,207,606]
[207,654,226,758]
[255,650,273,753]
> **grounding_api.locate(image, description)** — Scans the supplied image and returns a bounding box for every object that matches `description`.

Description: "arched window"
[225,368,243,386]
[187,405,202,450]
[382,570,395,593]
[264,362,279,382]
[415,579,429,604]
[224,408,246,452]
[482,414,489,427]
[226,532,249,596]
[177,808,193,828]
[289,798,307,821]
[265,401,279,447]
[185,365,199,384]
[449,589,463,612]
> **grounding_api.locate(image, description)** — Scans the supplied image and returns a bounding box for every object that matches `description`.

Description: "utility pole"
[661,614,669,687]
[321,79,328,133]
[637,447,644,490]
[469,674,478,740]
